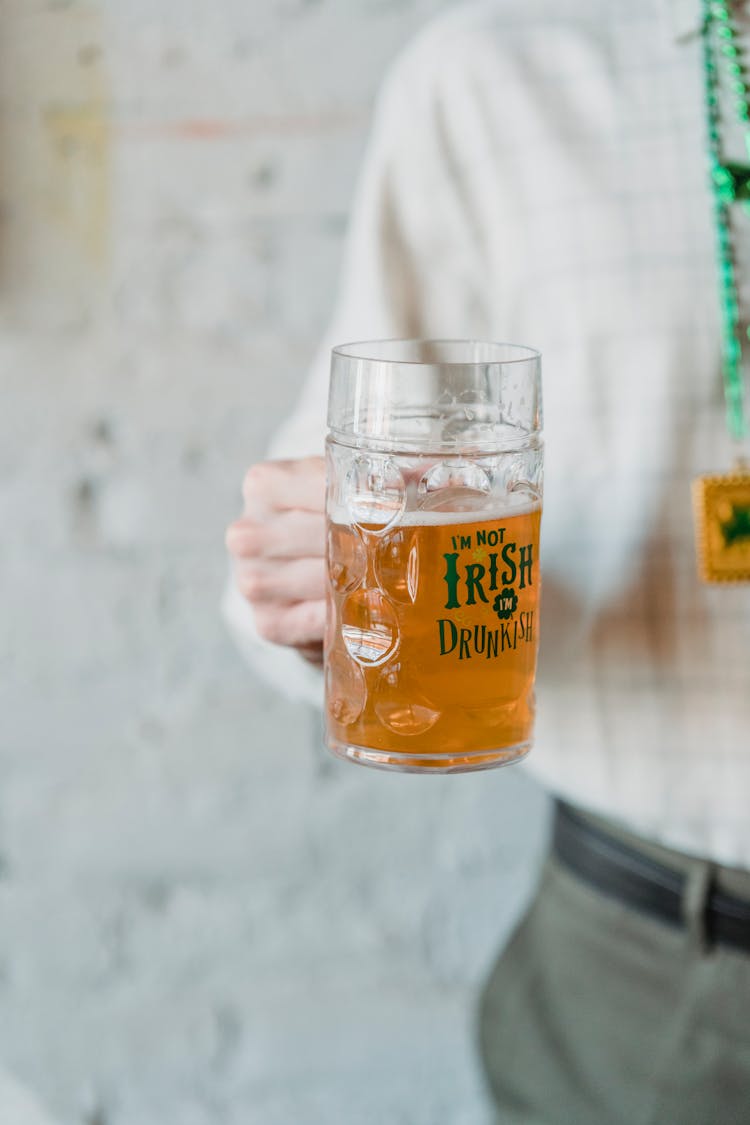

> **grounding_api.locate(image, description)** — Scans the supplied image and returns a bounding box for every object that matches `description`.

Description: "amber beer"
[326,506,542,770]
[325,338,542,773]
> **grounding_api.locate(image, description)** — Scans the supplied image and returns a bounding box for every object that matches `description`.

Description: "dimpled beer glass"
[325,340,542,773]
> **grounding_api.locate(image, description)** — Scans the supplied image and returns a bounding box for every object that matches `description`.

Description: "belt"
[553,801,750,953]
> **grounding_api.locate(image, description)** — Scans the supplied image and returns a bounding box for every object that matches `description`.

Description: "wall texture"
[1,2,549,1123]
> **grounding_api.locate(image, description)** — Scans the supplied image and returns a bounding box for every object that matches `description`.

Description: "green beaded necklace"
[693,1,750,582]
[702,0,750,444]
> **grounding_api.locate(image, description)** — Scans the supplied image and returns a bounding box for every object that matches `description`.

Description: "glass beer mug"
[325,340,542,773]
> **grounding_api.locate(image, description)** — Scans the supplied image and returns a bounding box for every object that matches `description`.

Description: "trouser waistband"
[552,801,750,953]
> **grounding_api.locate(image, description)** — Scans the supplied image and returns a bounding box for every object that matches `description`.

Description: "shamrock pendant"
[692,465,750,583]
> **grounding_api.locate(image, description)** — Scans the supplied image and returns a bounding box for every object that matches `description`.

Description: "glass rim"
[331,337,541,368]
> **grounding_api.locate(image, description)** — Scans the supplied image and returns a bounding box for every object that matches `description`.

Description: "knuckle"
[291,601,323,644]
[254,608,284,645]
[227,524,263,558]
[237,566,266,603]
[225,520,249,554]
[225,522,239,553]
[242,527,263,557]
[242,461,273,502]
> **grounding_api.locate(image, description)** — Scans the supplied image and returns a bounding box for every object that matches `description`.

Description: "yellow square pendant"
[692,469,750,583]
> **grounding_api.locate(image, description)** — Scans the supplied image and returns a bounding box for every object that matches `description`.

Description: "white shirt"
[224,0,750,867]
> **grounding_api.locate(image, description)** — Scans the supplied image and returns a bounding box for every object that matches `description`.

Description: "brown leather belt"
[553,801,750,953]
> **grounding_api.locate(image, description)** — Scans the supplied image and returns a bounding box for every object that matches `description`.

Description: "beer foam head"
[329,492,539,527]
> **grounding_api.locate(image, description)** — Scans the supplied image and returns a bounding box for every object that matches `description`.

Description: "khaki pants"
[477,815,750,1125]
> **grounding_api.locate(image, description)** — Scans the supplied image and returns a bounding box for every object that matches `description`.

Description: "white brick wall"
[0,2,549,1122]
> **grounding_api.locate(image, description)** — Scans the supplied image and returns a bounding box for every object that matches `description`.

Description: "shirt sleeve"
[224,32,490,703]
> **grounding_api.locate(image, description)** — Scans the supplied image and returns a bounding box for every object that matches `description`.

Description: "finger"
[254,599,326,648]
[226,519,260,558]
[235,556,326,604]
[296,643,324,667]
[242,457,325,517]
[227,510,326,560]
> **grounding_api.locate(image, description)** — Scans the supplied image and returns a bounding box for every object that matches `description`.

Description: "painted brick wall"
[0,2,549,1122]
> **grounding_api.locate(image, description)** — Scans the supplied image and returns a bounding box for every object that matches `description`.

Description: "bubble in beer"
[375,662,440,736]
[344,456,406,532]
[375,527,419,603]
[341,588,399,666]
[328,524,366,592]
[417,460,492,513]
[326,651,366,724]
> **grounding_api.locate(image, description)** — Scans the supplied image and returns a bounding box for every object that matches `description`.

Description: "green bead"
[723,44,739,57]
[714,171,736,202]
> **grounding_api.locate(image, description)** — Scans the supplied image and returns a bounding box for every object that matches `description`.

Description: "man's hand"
[226,457,326,665]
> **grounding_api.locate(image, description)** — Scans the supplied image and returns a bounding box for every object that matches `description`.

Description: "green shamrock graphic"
[493,587,518,620]
[720,504,750,547]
